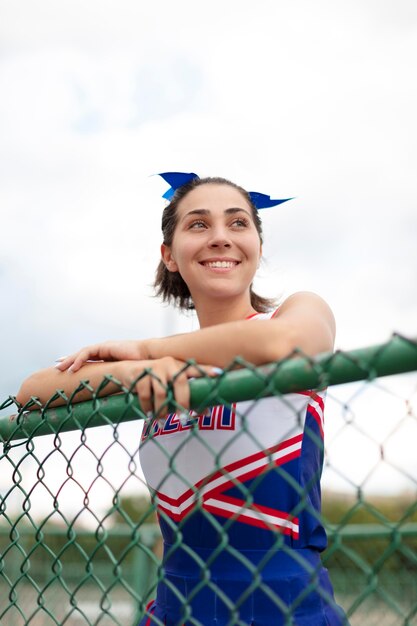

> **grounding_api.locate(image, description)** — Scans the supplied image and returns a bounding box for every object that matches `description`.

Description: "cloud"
[0,1,416,500]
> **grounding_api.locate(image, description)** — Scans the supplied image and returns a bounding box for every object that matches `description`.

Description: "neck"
[193,295,258,328]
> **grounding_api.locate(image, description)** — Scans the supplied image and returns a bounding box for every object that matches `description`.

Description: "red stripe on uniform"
[215,492,299,525]
[204,447,302,500]
[156,443,302,523]
[204,496,299,539]
[155,434,303,508]
[144,599,155,626]
[297,390,325,411]
[306,404,324,438]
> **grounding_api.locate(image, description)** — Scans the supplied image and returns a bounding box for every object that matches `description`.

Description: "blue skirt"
[138,544,348,625]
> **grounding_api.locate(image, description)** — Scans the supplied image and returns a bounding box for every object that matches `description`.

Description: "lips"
[200,260,240,269]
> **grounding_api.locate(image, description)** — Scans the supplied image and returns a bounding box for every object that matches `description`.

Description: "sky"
[0,0,416,515]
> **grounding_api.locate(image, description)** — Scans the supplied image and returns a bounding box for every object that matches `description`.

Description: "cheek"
[246,233,262,258]
[170,239,194,272]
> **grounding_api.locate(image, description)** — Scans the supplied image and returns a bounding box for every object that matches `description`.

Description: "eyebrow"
[181,207,252,222]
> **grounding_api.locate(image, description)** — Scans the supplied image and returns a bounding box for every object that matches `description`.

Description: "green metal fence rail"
[2,334,416,443]
[1,333,417,626]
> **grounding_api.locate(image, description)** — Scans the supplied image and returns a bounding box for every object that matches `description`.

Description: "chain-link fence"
[1,335,416,625]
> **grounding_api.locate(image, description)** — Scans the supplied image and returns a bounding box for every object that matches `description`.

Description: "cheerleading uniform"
[138,312,347,625]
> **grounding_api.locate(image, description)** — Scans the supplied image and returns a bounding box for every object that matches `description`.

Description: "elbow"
[15,369,52,408]
[263,323,335,364]
[15,374,39,407]
[261,292,336,363]
[262,323,299,363]
[15,387,30,408]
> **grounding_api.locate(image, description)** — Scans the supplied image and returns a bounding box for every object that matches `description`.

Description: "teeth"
[205,261,236,268]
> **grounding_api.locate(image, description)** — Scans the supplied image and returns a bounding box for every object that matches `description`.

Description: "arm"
[56,291,335,372]
[146,292,336,367]
[16,361,124,408]
[16,358,215,414]
[18,292,333,410]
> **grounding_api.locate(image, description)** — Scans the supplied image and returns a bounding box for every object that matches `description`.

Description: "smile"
[200,261,240,268]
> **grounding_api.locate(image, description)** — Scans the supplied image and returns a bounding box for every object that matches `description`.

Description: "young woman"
[17,174,347,625]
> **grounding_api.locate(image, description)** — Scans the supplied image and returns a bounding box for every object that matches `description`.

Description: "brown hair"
[154,176,277,312]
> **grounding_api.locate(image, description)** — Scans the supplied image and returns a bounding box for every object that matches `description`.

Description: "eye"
[188,219,207,229]
[231,217,250,228]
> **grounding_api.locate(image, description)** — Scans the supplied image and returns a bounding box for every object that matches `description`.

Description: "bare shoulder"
[275,291,334,318]
[272,291,336,354]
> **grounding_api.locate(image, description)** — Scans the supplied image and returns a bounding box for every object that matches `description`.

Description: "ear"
[161,243,178,272]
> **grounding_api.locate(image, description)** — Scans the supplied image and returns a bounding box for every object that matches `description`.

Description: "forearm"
[16,361,125,408]
[146,319,297,368]
[42,294,335,381]
[146,294,335,367]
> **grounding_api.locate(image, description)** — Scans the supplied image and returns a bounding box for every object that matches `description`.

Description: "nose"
[207,225,232,248]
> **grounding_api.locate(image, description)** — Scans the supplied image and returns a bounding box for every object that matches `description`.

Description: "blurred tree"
[110,493,158,527]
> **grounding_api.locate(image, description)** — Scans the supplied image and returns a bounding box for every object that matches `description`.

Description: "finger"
[66,348,102,372]
[69,351,100,373]
[54,354,78,371]
[136,373,154,416]
[54,356,69,370]
[55,344,115,372]
[182,364,224,379]
[171,370,191,413]
[151,373,171,418]
[67,351,92,373]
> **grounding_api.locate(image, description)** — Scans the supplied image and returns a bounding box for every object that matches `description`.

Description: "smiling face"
[161,184,262,312]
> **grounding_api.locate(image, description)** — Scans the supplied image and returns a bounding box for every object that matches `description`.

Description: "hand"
[116,357,218,417]
[55,340,150,373]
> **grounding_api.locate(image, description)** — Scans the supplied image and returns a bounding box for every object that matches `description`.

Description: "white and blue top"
[138,311,347,626]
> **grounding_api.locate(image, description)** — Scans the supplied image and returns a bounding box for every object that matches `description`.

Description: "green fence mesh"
[0,334,416,626]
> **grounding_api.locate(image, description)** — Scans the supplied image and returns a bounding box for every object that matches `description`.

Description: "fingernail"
[212,367,223,375]
[55,356,68,362]
[54,363,63,369]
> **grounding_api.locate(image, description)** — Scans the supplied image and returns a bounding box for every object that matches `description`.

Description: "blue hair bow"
[158,172,292,209]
